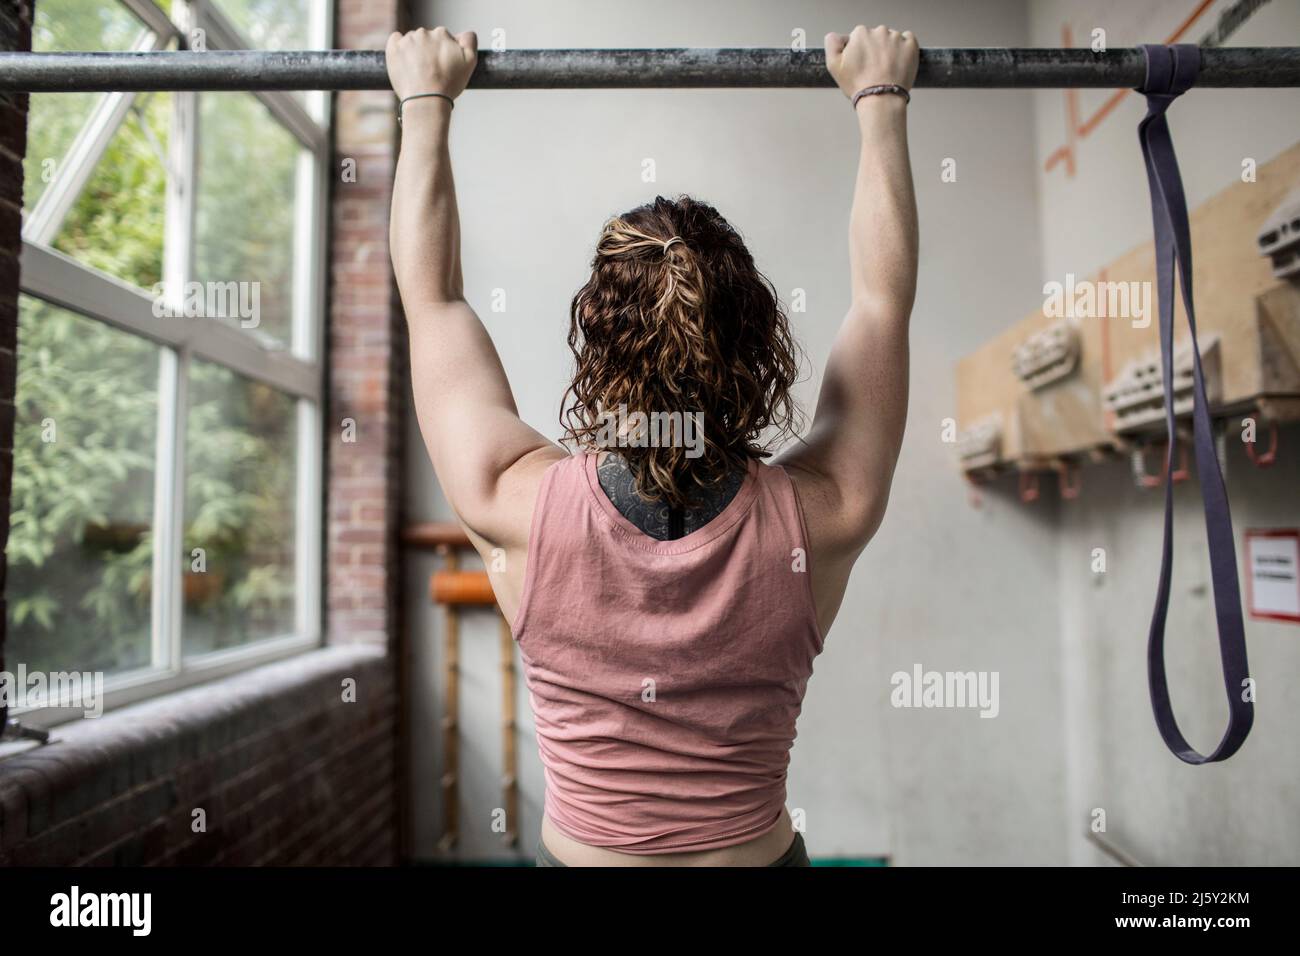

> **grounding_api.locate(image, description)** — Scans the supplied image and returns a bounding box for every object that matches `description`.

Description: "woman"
[386,24,918,866]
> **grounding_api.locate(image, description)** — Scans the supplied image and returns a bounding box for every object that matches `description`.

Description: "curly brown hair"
[561,195,800,508]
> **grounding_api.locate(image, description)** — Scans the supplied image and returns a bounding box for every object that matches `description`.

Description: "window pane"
[6,296,160,678]
[52,91,171,290]
[183,361,297,656]
[211,0,323,110]
[194,94,301,347]
[23,0,152,212]
[213,0,316,49]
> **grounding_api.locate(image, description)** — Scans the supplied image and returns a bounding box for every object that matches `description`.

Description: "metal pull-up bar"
[1,47,1299,92]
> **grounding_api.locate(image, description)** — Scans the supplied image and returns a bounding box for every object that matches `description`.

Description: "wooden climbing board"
[956,140,1300,473]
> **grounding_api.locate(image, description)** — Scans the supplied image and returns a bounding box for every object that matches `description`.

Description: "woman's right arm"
[386,28,562,579]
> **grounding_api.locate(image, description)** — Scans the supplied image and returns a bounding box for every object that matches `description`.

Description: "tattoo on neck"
[596,452,745,541]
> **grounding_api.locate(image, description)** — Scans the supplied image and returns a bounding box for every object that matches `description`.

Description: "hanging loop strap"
[1136,44,1253,764]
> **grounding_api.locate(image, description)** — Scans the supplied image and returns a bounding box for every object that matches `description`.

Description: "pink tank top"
[512,451,823,854]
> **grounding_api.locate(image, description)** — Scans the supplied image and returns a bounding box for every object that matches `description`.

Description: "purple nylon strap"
[1136,44,1253,763]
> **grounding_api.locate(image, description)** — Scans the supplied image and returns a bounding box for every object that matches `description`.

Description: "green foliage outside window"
[9,299,158,675]
[8,5,305,678]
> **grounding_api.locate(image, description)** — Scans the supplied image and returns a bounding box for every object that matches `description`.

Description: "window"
[51,89,171,287]
[9,297,160,678]
[182,360,299,656]
[194,92,303,348]
[10,0,332,722]
[22,0,154,215]
[213,0,321,51]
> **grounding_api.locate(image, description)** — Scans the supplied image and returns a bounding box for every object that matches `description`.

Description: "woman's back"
[515,452,822,855]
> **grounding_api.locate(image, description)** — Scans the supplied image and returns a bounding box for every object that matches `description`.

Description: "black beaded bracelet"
[850,84,911,109]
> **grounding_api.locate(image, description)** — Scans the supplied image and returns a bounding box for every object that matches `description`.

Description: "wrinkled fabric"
[513,452,822,853]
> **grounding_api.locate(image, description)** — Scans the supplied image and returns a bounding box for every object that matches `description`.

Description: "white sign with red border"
[1244,529,1300,624]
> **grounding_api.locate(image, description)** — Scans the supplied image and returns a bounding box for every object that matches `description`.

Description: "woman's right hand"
[385,26,478,102]
[824,25,919,99]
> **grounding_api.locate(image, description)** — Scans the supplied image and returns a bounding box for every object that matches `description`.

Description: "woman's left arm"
[386,27,561,553]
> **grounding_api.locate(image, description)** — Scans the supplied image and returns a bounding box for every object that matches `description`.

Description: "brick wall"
[325,0,410,856]
[0,0,31,741]
[0,648,393,865]
[326,0,408,647]
[0,0,410,865]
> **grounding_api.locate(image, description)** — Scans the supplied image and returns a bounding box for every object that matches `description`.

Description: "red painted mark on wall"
[1044,0,1216,178]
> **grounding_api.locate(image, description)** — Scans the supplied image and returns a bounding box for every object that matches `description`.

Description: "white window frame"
[12,0,335,728]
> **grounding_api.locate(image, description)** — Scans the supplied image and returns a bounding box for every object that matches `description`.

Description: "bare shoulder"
[464,443,569,556]
[775,454,879,562]
[465,443,568,624]
[775,451,881,637]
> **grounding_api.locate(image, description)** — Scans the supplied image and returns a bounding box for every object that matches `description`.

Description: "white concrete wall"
[402,0,1065,864]
[1027,0,1300,865]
